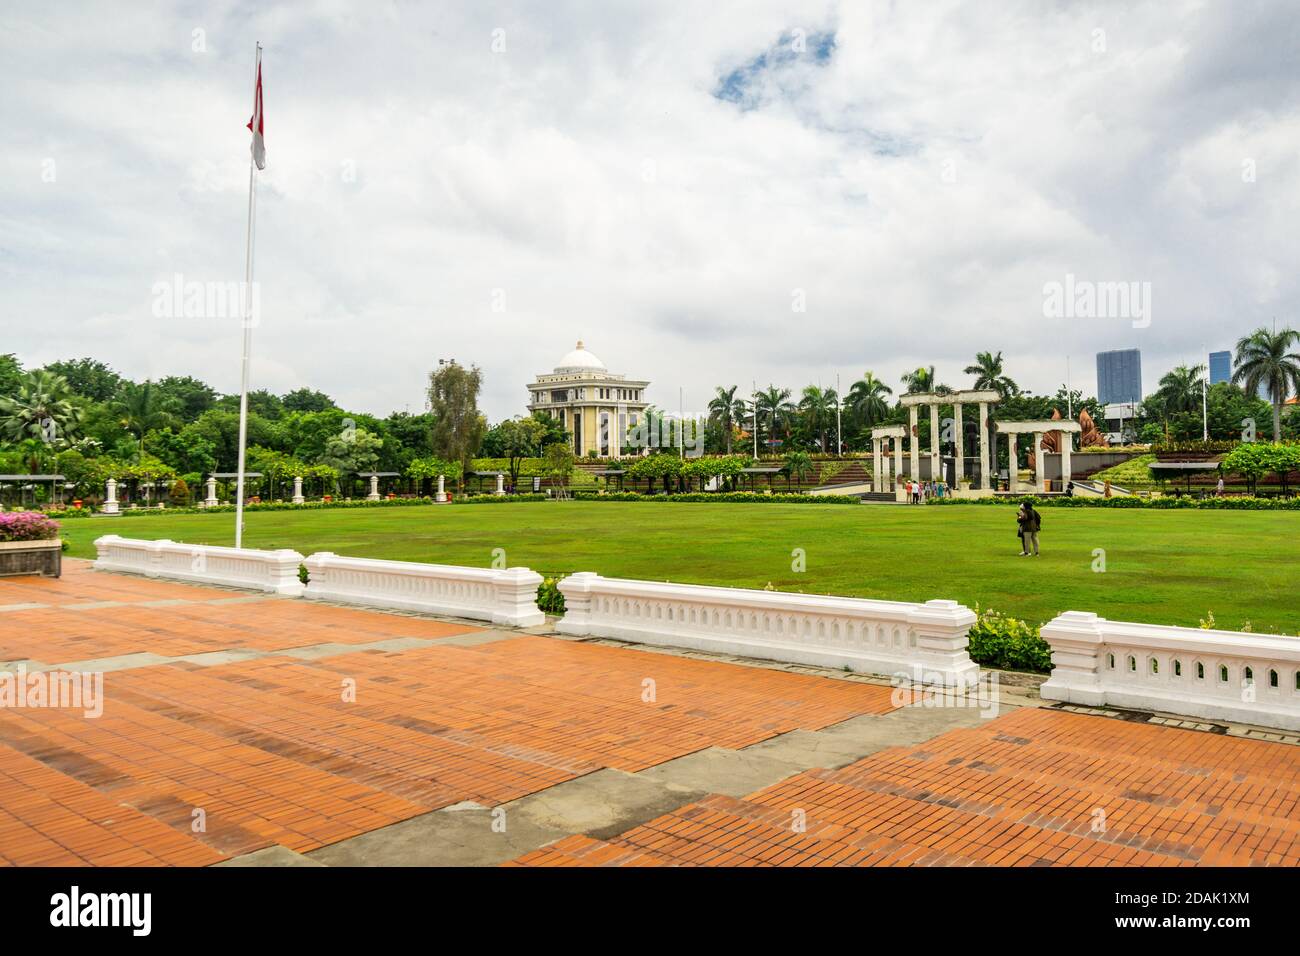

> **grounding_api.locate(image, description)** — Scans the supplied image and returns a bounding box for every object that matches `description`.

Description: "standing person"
[912,480,920,504]
[1216,476,1225,497]
[1018,501,1041,556]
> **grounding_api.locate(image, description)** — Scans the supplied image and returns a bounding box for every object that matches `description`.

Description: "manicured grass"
[57,501,1300,633]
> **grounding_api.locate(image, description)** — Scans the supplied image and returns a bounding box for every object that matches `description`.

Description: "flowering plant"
[0,511,61,542]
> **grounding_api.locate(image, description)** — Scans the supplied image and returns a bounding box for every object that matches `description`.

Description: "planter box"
[0,539,62,578]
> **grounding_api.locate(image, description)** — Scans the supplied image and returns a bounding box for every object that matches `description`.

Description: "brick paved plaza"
[1,561,1297,867]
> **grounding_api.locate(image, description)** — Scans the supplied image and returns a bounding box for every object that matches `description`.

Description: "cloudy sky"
[3,0,1297,420]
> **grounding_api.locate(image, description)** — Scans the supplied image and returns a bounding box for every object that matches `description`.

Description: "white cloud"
[2,0,1297,419]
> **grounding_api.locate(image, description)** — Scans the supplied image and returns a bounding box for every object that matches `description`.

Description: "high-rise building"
[1208,350,1232,385]
[1095,349,1142,405]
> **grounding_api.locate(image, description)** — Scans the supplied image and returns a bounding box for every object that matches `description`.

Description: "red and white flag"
[246,51,265,170]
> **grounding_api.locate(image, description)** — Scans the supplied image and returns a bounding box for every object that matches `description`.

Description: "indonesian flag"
[247,54,265,170]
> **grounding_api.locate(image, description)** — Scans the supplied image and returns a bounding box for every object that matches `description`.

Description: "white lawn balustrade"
[1041,611,1300,731]
[555,573,979,686]
[302,553,545,627]
[93,535,305,595]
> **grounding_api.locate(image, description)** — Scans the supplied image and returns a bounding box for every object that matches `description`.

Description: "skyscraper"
[1208,350,1232,385]
[1095,349,1142,405]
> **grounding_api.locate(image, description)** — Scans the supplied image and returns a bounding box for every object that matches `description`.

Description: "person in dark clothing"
[1017,501,1041,556]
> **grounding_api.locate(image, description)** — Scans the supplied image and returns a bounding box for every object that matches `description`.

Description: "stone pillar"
[495,473,505,496]
[291,475,304,504]
[204,477,218,508]
[908,406,919,484]
[1034,432,1046,493]
[103,478,120,515]
[872,439,881,492]
[977,402,989,489]
[929,403,940,482]
[436,474,448,503]
[1061,435,1073,489]
[1007,432,1018,493]
[952,403,964,490]
[367,475,381,501]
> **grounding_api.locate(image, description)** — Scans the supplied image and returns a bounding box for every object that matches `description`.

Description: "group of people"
[902,479,949,504]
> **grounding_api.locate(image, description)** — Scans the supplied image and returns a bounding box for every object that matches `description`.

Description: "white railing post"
[555,572,600,636]
[491,567,545,627]
[1039,611,1105,705]
[905,599,980,686]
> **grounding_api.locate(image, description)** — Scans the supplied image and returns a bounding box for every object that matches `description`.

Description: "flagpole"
[234,42,261,549]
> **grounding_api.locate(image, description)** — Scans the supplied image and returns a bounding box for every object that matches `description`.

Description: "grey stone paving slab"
[506,768,708,841]
[309,768,708,866]
[215,845,326,868]
[436,630,517,647]
[306,805,570,867]
[638,746,806,796]
[33,652,172,673]
[0,603,47,612]
[173,649,265,667]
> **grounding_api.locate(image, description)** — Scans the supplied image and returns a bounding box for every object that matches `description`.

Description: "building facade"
[1095,348,1142,405]
[1208,350,1232,385]
[526,341,650,457]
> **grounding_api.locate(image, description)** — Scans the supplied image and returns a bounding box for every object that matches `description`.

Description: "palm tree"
[112,380,179,457]
[798,385,838,453]
[755,386,794,453]
[899,365,951,395]
[963,351,1019,398]
[845,372,893,428]
[1233,327,1300,440]
[0,370,82,445]
[707,385,746,454]
[783,450,814,490]
[1155,363,1206,416]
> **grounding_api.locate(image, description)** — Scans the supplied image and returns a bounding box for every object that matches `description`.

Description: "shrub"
[965,607,1052,673]
[536,577,566,614]
[0,511,61,542]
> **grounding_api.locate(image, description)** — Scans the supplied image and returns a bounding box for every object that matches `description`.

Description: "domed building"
[526,341,650,457]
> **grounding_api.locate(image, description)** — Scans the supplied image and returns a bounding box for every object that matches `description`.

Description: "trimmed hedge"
[927,494,1300,510]
[569,491,862,505]
[966,608,1052,673]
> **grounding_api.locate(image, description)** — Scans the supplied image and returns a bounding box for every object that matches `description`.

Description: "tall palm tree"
[0,370,82,445]
[798,385,838,453]
[755,385,794,452]
[112,380,179,457]
[1233,327,1300,440]
[1155,363,1206,415]
[845,372,893,428]
[899,365,951,395]
[963,350,1019,398]
[707,385,746,454]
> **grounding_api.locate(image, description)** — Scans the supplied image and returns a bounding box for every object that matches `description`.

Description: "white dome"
[555,340,607,373]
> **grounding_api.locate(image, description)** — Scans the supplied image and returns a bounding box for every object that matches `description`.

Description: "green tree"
[0,354,23,397]
[428,361,487,485]
[755,385,794,452]
[1233,327,1300,440]
[155,375,219,420]
[0,370,83,447]
[783,450,814,489]
[707,386,746,454]
[1155,363,1206,416]
[493,416,548,487]
[963,351,1018,398]
[215,388,285,421]
[845,372,893,430]
[282,388,337,413]
[797,385,839,454]
[1221,442,1271,495]
[112,380,180,457]
[900,365,949,395]
[320,428,383,492]
[41,358,124,403]
[542,442,576,495]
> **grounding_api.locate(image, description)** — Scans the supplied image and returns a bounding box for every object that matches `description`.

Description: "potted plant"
[0,511,62,578]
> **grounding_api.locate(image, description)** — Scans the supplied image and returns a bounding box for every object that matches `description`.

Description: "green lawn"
[57,501,1300,634]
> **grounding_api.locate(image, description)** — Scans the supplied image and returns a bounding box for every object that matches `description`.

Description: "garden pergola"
[740,466,783,492]
[0,474,72,508]
[356,471,401,500]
